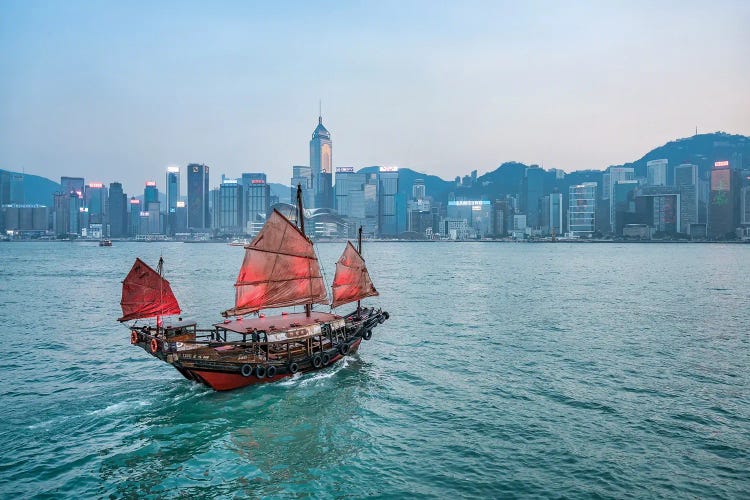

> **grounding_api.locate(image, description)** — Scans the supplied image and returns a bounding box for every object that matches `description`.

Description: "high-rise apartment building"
[310,116,332,209]
[569,182,597,237]
[523,166,544,229]
[547,191,563,236]
[187,163,210,230]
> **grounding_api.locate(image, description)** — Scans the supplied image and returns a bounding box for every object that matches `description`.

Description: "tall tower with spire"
[310,112,332,209]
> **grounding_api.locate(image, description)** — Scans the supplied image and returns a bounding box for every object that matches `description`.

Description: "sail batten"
[224,210,328,316]
[118,258,181,322]
[331,241,379,308]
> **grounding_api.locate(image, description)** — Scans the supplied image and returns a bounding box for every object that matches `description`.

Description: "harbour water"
[0,242,748,498]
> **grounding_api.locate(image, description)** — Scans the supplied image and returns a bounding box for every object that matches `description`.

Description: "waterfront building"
[310,116,332,209]
[635,188,681,234]
[569,182,597,237]
[547,191,563,236]
[146,202,162,234]
[647,159,668,187]
[443,218,473,240]
[144,181,158,205]
[213,180,244,234]
[492,200,508,237]
[52,193,70,236]
[129,198,141,236]
[606,167,634,231]
[242,173,270,235]
[174,201,188,234]
[166,166,180,235]
[85,182,108,226]
[674,164,698,234]
[379,167,400,236]
[708,160,735,238]
[612,180,639,235]
[0,204,48,234]
[187,163,210,230]
[363,173,380,237]
[108,182,127,237]
[447,200,492,237]
[522,166,544,229]
[291,165,314,209]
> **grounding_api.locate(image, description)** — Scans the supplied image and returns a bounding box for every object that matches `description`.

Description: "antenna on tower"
[319,100,322,123]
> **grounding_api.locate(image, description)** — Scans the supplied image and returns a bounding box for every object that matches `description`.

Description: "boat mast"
[357,226,362,316]
[296,184,312,318]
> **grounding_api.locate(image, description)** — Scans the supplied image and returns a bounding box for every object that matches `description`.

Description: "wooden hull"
[130,308,387,392]
[184,339,362,391]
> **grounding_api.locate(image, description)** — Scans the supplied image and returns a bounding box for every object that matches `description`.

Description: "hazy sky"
[1,0,748,194]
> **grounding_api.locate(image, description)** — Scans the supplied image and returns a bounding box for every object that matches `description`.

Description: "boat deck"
[215,311,341,334]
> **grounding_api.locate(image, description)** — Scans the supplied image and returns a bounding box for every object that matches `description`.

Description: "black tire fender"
[255,364,267,378]
[266,365,277,378]
[312,353,323,368]
[338,343,350,356]
[288,361,299,374]
[322,352,331,365]
[363,329,372,340]
[241,364,253,377]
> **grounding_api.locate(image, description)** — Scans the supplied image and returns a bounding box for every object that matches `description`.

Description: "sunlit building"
[310,115,332,209]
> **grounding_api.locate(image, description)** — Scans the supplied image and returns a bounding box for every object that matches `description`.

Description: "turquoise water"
[0,241,748,498]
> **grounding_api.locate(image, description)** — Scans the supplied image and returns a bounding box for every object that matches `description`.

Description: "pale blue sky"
[1,0,748,194]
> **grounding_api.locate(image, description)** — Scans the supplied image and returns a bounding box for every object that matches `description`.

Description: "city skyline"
[1,1,749,193]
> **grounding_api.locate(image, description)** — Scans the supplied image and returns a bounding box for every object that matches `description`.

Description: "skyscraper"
[85,182,107,225]
[213,179,243,234]
[647,159,668,187]
[60,177,84,197]
[187,163,210,230]
[166,166,180,235]
[607,167,635,231]
[310,115,332,209]
[522,166,544,229]
[569,182,597,237]
[242,173,270,235]
[708,160,735,238]
[548,191,563,236]
[291,166,314,209]
[378,167,400,236]
[108,182,127,237]
[129,198,141,236]
[674,163,698,234]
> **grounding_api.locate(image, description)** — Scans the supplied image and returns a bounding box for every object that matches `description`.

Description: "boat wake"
[277,357,353,388]
[88,400,151,416]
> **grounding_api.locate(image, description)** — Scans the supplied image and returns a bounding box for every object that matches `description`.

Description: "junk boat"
[118,186,389,391]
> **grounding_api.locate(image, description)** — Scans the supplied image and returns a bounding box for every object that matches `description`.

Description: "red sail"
[331,241,379,308]
[118,258,181,322]
[223,210,328,316]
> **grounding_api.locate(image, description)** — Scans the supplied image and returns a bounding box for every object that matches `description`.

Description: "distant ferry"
[229,239,249,246]
[99,239,113,247]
